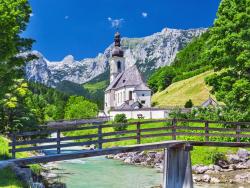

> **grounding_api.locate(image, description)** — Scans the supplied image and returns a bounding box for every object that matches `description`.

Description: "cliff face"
[25,28,206,87]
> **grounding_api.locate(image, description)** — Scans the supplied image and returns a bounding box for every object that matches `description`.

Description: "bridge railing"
[8,119,250,159]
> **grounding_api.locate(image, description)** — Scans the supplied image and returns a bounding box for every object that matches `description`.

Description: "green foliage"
[0,80,38,133]
[113,114,128,131]
[64,96,98,120]
[184,99,193,108]
[0,166,27,188]
[148,32,211,92]
[148,66,176,93]
[205,0,250,115]
[27,82,69,122]
[0,0,34,99]
[208,151,226,165]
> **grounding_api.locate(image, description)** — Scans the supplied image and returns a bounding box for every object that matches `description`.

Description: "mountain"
[25,28,206,87]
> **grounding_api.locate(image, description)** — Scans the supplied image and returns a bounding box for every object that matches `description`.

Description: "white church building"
[104,32,152,116]
[103,32,174,119]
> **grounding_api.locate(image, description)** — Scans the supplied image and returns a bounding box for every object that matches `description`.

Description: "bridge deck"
[7,141,187,165]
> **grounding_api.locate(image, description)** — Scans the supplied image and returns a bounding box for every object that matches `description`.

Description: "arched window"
[117,61,121,72]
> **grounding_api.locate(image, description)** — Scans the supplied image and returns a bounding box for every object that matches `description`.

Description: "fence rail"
[8,119,250,159]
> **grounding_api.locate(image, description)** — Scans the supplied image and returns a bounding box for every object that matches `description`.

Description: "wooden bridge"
[6,118,250,188]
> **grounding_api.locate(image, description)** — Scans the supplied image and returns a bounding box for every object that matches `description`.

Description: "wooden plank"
[43,118,109,128]
[11,134,16,159]
[56,130,61,154]
[205,121,209,142]
[174,132,250,138]
[172,119,176,140]
[8,141,187,165]
[189,141,250,147]
[98,126,102,149]
[140,127,170,133]
[137,122,141,144]
[10,140,98,153]
[175,126,233,132]
[102,130,137,137]
[9,137,57,146]
[175,119,250,126]
[141,133,173,138]
[236,125,241,142]
[101,136,138,143]
[60,134,98,142]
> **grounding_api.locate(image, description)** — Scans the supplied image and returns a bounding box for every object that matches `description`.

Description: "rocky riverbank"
[106,148,250,185]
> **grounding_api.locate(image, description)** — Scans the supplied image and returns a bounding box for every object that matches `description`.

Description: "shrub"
[113,114,128,131]
[208,151,226,165]
[184,99,193,108]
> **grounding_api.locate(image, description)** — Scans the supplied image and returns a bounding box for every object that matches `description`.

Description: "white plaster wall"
[134,90,151,107]
[110,56,125,83]
[109,110,169,120]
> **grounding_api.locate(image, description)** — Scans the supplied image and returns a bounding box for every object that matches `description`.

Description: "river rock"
[235,162,248,169]
[216,159,229,169]
[192,165,209,174]
[124,157,133,164]
[237,149,249,160]
[234,172,250,183]
[227,154,241,164]
[202,174,211,183]
[147,152,156,158]
[210,177,220,183]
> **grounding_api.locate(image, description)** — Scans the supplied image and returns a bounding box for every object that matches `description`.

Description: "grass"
[152,71,222,107]
[83,80,108,93]
[0,136,43,187]
[0,166,27,188]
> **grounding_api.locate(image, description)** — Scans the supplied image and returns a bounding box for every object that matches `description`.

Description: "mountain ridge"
[25,27,207,87]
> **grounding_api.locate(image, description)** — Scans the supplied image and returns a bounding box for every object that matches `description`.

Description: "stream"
[46,154,244,188]
[42,136,245,188]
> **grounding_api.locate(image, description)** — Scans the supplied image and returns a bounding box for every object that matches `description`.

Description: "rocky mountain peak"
[25,27,207,87]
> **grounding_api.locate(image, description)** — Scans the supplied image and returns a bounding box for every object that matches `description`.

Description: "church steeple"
[114,32,121,47]
[112,32,124,57]
[110,32,125,83]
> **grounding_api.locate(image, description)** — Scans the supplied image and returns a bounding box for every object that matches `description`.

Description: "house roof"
[201,97,219,107]
[105,65,150,92]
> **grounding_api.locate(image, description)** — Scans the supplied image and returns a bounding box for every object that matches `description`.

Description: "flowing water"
[48,156,244,188]
[43,140,244,188]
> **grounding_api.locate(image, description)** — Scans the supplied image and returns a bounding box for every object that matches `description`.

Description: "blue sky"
[24,0,221,61]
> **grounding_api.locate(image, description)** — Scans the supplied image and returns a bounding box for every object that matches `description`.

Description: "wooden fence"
[9,119,250,159]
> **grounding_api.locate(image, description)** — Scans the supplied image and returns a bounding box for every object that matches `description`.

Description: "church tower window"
[117,61,121,72]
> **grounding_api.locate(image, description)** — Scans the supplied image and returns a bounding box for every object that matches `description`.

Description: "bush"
[113,114,128,131]
[184,99,193,108]
[208,151,226,165]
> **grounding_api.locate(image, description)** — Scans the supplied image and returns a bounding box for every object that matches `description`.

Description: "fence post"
[205,121,209,142]
[236,124,241,142]
[172,118,176,140]
[56,130,61,154]
[98,125,103,149]
[11,133,16,159]
[136,122,141,144]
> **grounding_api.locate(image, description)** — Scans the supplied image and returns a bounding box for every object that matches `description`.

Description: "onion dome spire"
[112,32,124,57]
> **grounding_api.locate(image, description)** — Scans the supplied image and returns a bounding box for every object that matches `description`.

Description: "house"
[201,96,219,108]
[104,32,152,115]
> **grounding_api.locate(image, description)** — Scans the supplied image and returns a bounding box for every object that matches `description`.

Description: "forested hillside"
[151,0,250,121]
[148,32,211,93]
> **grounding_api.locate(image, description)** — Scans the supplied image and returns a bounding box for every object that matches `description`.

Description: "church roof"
[105,65,150,92]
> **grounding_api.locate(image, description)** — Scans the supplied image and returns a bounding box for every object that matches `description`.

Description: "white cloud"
[30,13,34,17]
[107,17,124,28]
[142,12,148,18]
[64,16,69,20]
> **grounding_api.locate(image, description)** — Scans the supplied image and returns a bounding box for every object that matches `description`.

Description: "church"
[104,32,152,114]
